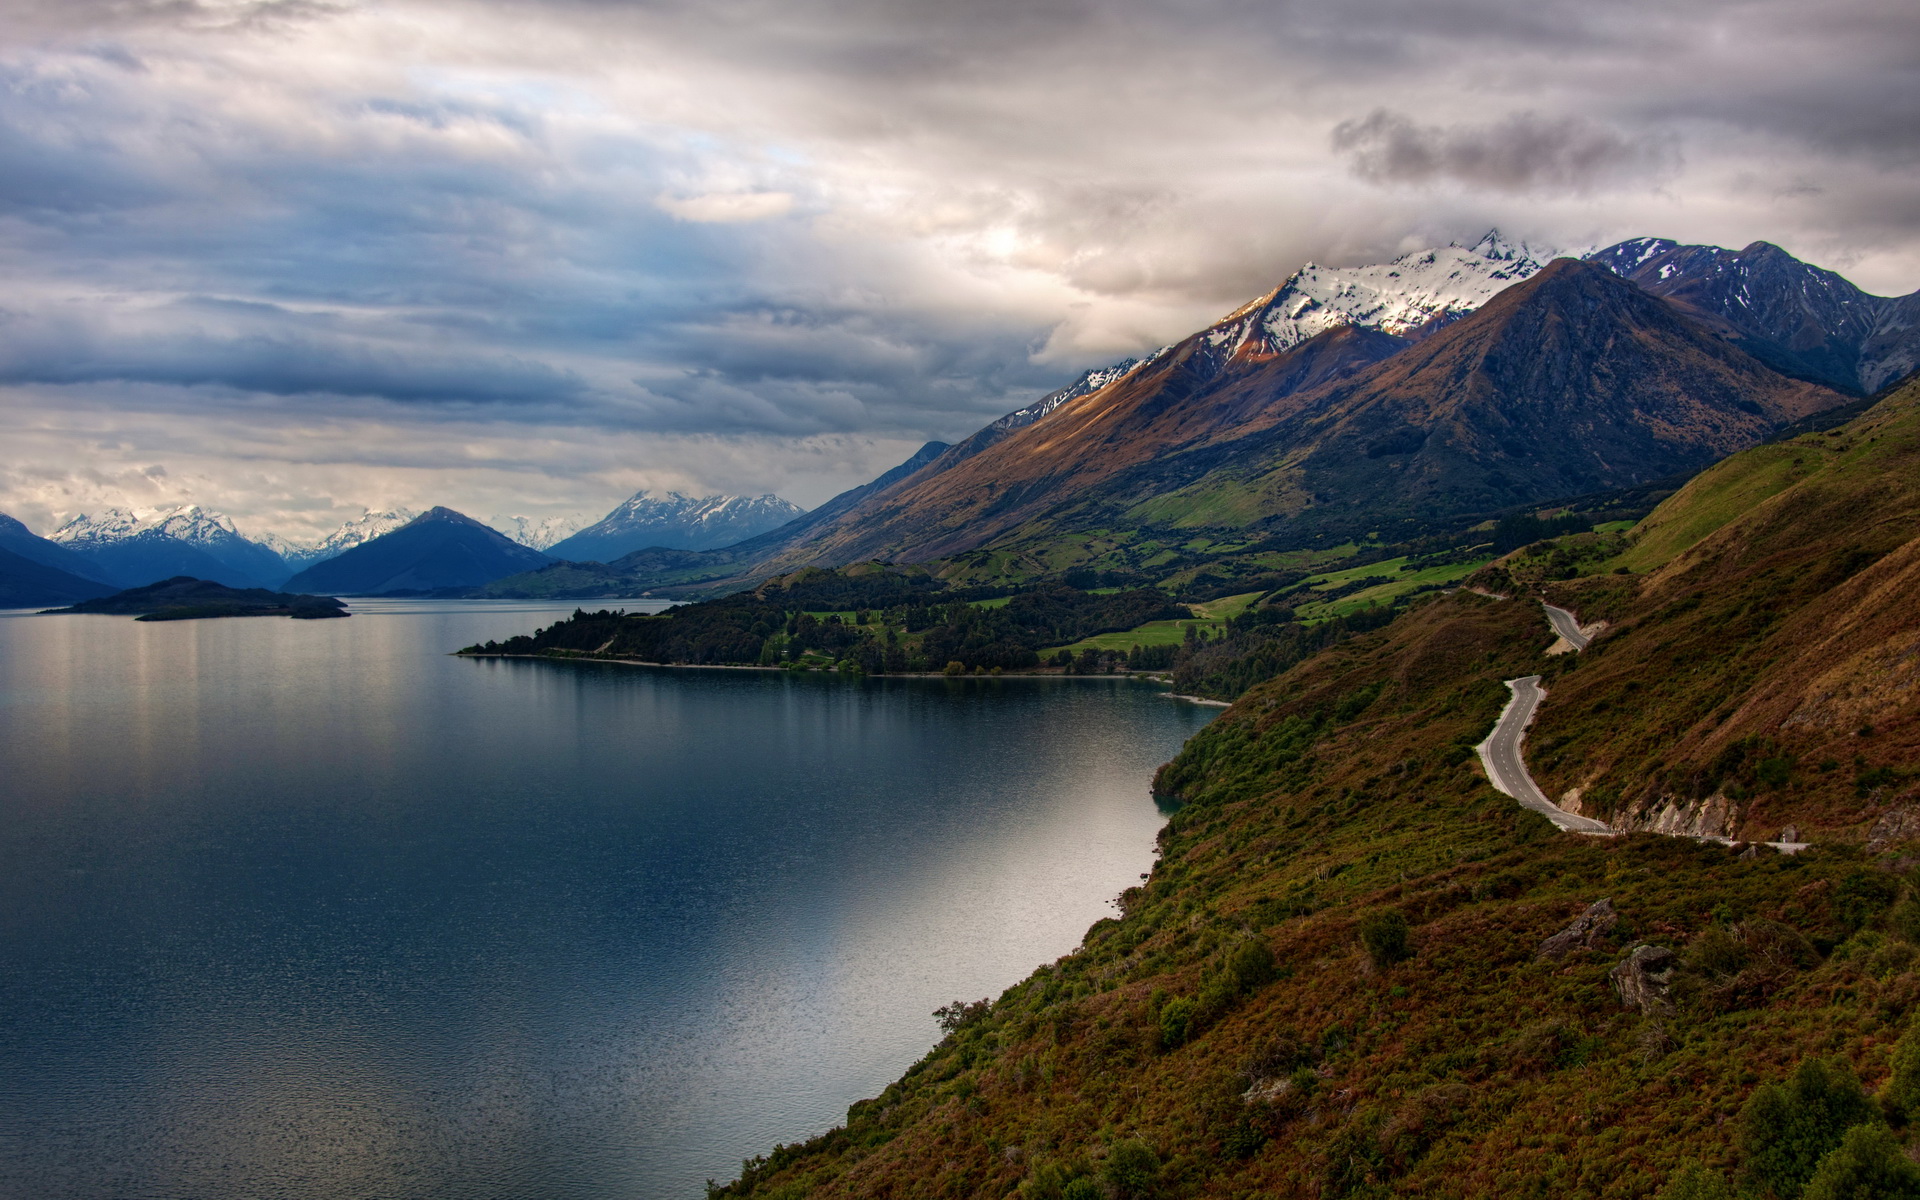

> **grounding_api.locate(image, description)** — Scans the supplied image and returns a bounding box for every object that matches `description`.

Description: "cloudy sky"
[2,0,1916,540]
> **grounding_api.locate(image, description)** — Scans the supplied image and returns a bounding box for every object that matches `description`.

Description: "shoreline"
[456,652,1230,703]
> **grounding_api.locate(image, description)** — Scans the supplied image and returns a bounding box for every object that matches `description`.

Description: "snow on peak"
[1237,236,1561,354]
[312,509,420,556]
[488,513,586,550]
[52,504,245,546]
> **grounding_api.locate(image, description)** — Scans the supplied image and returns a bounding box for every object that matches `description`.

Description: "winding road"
[1475,601,1808,850]
[1542,602,1591,651]
[1476,673,1615,835]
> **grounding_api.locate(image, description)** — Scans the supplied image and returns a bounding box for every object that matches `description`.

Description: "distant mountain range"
[547,491,806,561]
[50,506,293,591]
[5,232,1912,608]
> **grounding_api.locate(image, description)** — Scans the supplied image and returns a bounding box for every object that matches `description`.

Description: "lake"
[0,599,1216,1198]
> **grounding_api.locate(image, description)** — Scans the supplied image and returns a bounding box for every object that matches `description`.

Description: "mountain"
[1587,237,1920,393]
[0,513,115,583]
[547,491,806,561]
[0,545,117,607]
[885,232,1559,506]
[487,514,585,551]
[750,258,1842,573]
[265,508,423,568]
[49,505,290,589]
[284,507,551,594]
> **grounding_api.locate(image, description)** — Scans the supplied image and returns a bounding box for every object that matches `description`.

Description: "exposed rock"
[1609,944,1676,1016]
[1778,826,1801,844]
[1537,899,1618,961]
[1868,806,1920,852]
[1615,791,1737,839]
[1243,1075,1294,1105]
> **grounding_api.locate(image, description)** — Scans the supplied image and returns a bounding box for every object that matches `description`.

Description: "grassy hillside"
[1493,378,1920,840]
[712,379,1920,1200]
[712,590,1920,1199]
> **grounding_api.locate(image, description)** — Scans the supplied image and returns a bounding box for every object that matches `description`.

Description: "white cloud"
[656,191,796,223]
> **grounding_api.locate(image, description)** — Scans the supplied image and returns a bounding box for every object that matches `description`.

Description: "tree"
[1802,1124,1920,1200]
[1739,1059,1881,1199]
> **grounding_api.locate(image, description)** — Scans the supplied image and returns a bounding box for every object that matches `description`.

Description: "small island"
[45,576,350,621]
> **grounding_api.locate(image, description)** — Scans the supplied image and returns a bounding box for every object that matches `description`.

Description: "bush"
[1802,1123,1920,1199]
[1159,997,1197,1049]
[1835,870,1899,931]
[1061,1179,1103,1200]
[1358,909,1412,969]
[1656,1160,1734,1200]
[1101,1139,1162,1199]
[1226,937,1277,991]
[1882,1020,1920,1123]
[1739,1058,1881,1199]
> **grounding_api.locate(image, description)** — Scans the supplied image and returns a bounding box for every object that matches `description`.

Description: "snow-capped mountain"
[971,231,1556,448]
[993,359,1144,434]
[548,491,806,561]
[49,504,291,588]
[488,514,586,551]
[1183,230,1557,364]
[311,509,420,560]
[1586,237,1920,393]
[252,509,421,568]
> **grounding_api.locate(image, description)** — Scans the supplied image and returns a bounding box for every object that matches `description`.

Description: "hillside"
[0,545,117,607]
[1495,374,1920,842]
[710,380,1920,1199]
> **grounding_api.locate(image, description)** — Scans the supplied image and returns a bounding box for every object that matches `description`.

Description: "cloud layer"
[1,0,1916,536]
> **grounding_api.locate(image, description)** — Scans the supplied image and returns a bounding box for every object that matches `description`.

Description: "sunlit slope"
[1515,375,1920,838]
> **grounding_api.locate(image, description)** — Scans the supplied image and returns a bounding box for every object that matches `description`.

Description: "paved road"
[1476,675,1616,835]
[1542,603,1590,650]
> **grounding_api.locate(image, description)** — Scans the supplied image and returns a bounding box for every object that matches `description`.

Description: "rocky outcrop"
[1868,805,1920,852]
[1538,899,1618,961]
[1609,945,1677,1016]
[1613,792,1738,839]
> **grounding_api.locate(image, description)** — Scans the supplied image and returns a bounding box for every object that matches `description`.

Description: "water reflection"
[0,601,1214,1198]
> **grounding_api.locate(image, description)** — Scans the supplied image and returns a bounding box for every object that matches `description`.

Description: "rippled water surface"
[0,600,1215,1198]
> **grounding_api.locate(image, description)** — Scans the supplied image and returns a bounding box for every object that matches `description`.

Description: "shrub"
[1882,1019,1920,1123]
[1656,1160,1734,1200]
[1226,937,1277,991]
[1358,909,1412,969]
[1834,870,1899,931]
[1159,997,1197,1049]
[1101,1139,1162,1199]
[1739,1058,1881,1199]
[1802,1123,1920,1199]
[1061,1179,1103,1200]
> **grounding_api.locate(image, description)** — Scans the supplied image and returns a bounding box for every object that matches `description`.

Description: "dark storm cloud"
[1331,110,1676,194]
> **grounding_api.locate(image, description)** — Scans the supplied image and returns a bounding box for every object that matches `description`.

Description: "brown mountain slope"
[1512,374,1920,841]
[757,261,1844,573]
[753,321,1408,569]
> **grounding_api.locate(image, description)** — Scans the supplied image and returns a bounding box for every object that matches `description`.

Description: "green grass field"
[1047,617,1227,655]
[1290,557,1493,621]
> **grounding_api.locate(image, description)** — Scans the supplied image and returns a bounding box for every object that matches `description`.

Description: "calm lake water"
[0,599,1215,1199]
